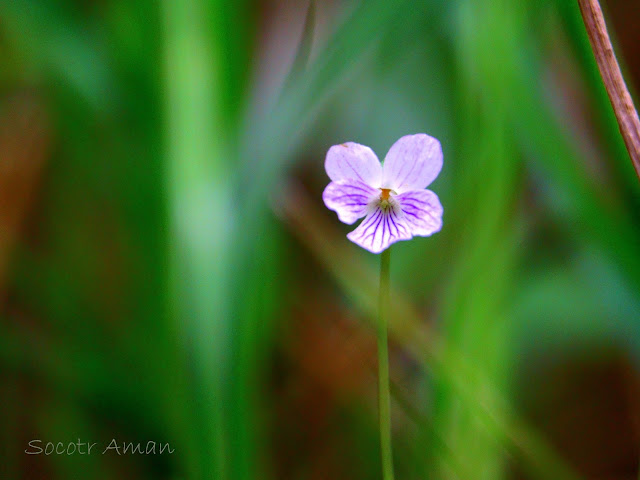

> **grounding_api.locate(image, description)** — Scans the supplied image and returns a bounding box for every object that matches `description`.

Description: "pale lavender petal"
[325,142,382,187]
[347,205,412,254]
[322,180,377,225]
[396,189,443,236]
[382,134,443,193]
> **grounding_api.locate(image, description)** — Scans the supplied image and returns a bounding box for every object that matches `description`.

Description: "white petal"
[347,205,412,254]
[325,142,382,187]
[396,189,443,236]
[382,134,443,193]
[322,180,378,225]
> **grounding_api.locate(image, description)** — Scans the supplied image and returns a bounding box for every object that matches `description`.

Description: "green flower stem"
[378,247,395,480]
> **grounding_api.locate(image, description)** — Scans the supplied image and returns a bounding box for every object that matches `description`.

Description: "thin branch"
[577,0,640,180]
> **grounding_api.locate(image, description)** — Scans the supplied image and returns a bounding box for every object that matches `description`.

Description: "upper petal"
[382,134,443,193]
[396,189,443,237]
[346,206,412,254]
[323,180,377,225]
[325,142,382,187]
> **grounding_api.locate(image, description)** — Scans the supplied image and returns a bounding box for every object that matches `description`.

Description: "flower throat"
[379,188,393,209]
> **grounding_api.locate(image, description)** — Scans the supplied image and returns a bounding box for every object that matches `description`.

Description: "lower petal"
[396,189,443,236]
[347,206,412,254]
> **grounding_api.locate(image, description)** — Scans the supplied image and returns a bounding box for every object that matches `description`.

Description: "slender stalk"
[577,0,640,180]
[378,247,395,480]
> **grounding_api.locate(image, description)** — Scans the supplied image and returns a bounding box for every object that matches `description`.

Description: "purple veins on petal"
[382,134,443,193]
[325,142,382,187]
[396,189,443,237]
[322,180,378,225]
[347,206,412,254]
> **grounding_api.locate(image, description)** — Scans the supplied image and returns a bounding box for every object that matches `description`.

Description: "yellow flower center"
[379,188,396,210]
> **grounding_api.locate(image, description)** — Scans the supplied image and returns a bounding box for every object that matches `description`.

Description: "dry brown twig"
[577,0,640,180]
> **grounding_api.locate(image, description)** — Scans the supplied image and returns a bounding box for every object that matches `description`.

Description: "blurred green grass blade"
[227,215,285,480]
[430,2,524,478]
[161,0,232,478]
[217,0,257,139]
[0,0,115,111]
[280,0,316,96]
[514,248,640,351]
[391,381,468,480]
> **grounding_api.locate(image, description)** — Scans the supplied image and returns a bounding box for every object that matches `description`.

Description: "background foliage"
[1,0,639,479]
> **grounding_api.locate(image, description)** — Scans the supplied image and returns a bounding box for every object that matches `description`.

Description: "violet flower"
[322,134,443,253]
